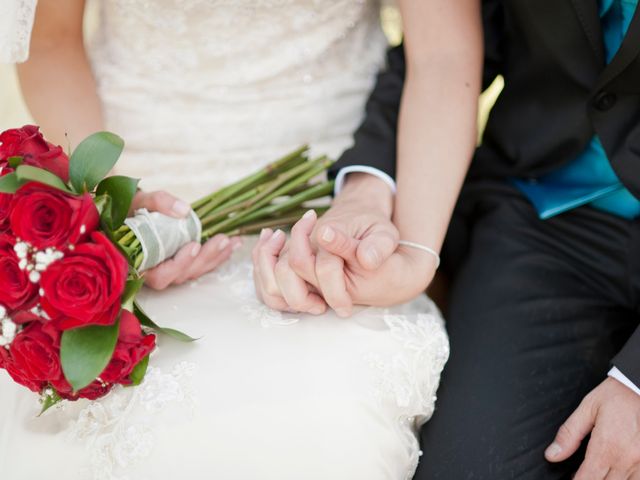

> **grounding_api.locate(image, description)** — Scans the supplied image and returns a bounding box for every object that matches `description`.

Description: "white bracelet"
[398,240,441,269]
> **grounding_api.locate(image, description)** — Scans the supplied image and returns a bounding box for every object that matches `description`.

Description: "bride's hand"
[131,191,242,290]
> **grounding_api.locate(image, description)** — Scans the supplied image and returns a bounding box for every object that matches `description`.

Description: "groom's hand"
[132,191,241,290]
[545,377,640,479]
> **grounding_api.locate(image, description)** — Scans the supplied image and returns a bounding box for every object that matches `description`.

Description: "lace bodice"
[86,0,388,200]
[0,0,37,63]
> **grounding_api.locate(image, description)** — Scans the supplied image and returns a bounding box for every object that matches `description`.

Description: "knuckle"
[146,276,170,291]
[288,252,308,272]
[315,260,335,279]
[264,297,285,311]
[264,283,281,298]
[286,299,305,311]
[556,423,574,443]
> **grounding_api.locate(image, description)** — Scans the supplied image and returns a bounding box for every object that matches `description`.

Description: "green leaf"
[38,388,62,416]
[94,193,112,219]
[122,278,144,311]
[15,165,72,192]
[96,175,139,229]
[60,319,120,392]
[0,172,24,193]
[134,301,198,342]
[7,156,23,168]
[69,132,124,193]
[128,354,150,386]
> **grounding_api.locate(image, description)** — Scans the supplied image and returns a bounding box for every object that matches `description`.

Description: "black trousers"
[414,190,640,480]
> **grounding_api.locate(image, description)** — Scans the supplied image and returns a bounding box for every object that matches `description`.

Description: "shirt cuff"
[608,366,640,396]
[333,166,397,196]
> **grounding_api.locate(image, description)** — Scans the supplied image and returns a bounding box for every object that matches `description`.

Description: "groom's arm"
[611,330,640,392]
[330,45,406,187]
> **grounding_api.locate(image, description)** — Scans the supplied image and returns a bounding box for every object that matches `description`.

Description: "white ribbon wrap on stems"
[124,208,202,271]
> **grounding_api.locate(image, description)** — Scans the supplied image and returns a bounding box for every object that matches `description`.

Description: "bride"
[0,1,452,479]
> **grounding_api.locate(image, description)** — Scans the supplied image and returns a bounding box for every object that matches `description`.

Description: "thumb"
[316,224,359,263]
[545,399,596,463]
[132,191,191,219]
[356,227,399,270]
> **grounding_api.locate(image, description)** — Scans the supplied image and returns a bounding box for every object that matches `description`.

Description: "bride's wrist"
[337,173,394,217]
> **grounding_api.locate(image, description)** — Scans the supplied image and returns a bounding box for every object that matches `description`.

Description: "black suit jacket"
[332,0,640,385]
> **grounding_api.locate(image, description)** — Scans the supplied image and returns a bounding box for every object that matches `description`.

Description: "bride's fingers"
[253,229,292,311]
[255,229,287,299]
[131,190,191,219]
[274,253,327,315]
[287,210,319,286]
[252,268,290,311]
[315,249,353,317]
[144,240,201,290]
[251,228,273,266]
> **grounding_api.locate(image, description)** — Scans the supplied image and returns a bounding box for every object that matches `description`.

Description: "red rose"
[3,321,63,393]
[0,234,38,311]
[106,310,156,385]
[0,126,69,182]
[54,311,156,400]
[40,232,128,330]
[10,183,99,250]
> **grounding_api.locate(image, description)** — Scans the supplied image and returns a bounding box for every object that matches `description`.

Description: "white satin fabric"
[0,1,450,479]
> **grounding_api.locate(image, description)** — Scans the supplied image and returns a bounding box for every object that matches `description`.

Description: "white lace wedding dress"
[0,1,449,479]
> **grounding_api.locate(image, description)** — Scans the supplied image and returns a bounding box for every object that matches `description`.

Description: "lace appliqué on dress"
[212,242,301,328]
[366,306,450,480]
[62,362,197,480]
[0,0,37,63]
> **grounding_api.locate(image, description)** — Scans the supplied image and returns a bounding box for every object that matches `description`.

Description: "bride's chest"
[97,0,376,37]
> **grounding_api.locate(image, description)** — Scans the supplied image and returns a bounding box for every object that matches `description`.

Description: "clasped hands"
[252,174,438,317]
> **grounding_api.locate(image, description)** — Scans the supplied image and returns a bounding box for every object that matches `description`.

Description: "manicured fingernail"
[271,229,284,241]
[303,209,316,219]
[309,306,325,315]
[364,247,380,267]
[335,307,350,318]
[218,237,230,251]
[172,200,191,217]
[232,241,242,251]
[545,443,562,459]
[190,243,201,257]
[321,226,335,243]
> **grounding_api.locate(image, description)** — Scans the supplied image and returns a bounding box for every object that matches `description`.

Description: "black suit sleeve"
[612,329,640,387]
[329,45,406,180]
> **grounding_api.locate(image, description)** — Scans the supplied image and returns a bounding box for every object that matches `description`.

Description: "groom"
[254,0,640,478]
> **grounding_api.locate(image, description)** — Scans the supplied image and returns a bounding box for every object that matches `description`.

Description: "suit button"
[593,91,617,111]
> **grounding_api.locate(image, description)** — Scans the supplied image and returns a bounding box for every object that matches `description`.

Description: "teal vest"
[514,0,640,219]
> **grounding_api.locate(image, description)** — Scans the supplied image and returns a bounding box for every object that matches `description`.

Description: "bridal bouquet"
[0,125,333,412]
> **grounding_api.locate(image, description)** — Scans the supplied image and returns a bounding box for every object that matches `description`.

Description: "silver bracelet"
[398,240,441,269]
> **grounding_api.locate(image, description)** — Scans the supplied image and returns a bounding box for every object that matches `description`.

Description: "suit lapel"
[519,0,603,87]
[570,0,606,65]
[596,3,640,90]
